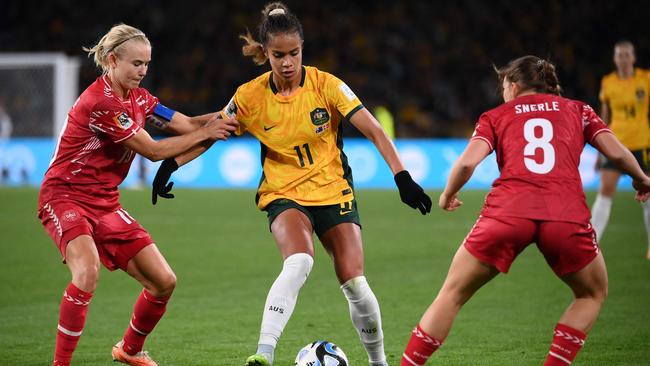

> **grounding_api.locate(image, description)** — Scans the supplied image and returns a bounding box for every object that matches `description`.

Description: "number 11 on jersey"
[294,143,314,167]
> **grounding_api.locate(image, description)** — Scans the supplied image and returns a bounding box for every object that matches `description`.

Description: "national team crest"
[114,112,133,129]
[310,108,330,125]
[62,209,79,222]
[636,88,646,101]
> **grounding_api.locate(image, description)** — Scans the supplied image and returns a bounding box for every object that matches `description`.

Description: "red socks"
[544,323,586,365]
[400,322,585,366]
[53,283,93,366]
[122,289,170,355]
[400,324,443,366]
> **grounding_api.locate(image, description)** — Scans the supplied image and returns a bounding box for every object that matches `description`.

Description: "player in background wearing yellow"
[151,2,432,365]
[591,40,650,259]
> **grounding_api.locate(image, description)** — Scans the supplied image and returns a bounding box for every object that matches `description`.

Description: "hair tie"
[269,8,285,16]
[536,59,545,70]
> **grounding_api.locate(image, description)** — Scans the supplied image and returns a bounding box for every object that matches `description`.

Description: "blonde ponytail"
[83,23,150,74]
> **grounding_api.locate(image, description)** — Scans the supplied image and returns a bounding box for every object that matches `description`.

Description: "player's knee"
[154,271,177,297]
[594,285,608,304]
[284,252,314,281]
[72,263,100,292]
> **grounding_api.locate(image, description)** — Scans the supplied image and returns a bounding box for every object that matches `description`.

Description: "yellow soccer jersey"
[599,68,650,150]
[221,66,364,209]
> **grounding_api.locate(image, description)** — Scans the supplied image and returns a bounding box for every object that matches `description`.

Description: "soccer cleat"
[245,354,271,366]
[112,340,158,366]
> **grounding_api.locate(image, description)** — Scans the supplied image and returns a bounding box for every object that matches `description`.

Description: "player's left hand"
[152,158,179,205]
[394,170,432,215]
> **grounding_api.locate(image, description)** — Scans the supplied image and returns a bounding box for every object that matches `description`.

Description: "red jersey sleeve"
[471,112,495,151]
[88,99,141,143]
[581,104,611,144]
[141,88,160,118]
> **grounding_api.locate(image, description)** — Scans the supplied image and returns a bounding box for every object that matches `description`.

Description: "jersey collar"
[270,66,306,94]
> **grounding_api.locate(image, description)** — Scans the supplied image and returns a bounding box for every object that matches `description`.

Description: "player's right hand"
[632,177,650,202]
[439,191,463,211]
[203,116,239,141]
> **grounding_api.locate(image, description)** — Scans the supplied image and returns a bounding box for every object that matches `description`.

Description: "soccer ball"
[294,340,349,366]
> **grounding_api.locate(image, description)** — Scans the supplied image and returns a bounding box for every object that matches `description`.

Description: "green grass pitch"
[0,188,648,365]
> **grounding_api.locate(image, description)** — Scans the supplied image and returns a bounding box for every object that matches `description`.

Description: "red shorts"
[38,199,153,271]
[463,215,599,276]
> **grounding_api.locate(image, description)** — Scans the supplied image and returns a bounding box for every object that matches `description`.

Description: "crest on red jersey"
[114,112,133,129]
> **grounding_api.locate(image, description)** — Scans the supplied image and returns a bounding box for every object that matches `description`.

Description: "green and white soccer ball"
[294,340,349,366]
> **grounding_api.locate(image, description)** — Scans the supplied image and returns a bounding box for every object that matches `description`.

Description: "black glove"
[152,158,179,205]
[394,170,432,215]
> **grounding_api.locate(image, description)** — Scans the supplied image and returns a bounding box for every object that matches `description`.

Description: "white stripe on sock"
[548,351,572,364]
[57,324,82,337]
[130,320,149,335]
[401,354,421,366]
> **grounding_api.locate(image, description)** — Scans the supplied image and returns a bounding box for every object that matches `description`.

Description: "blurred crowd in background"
[1,0,648,137]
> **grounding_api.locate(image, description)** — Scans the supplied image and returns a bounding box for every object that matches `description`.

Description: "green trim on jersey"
[269,66,307,94]
[255,142,269,205]
[345,104,364,120]
[336,120,354,191]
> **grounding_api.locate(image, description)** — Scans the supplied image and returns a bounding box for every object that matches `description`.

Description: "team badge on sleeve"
[224,97,238,118]
[339,82,357,102]
[113,112,133,129]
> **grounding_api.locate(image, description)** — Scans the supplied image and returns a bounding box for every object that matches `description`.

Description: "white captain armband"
[147,103,176,129]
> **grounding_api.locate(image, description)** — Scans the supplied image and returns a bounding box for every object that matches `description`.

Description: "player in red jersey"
[400,56,650,366]
[38,24,238,366]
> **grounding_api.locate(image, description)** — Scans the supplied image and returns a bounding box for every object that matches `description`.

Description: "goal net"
[0,53,80,137]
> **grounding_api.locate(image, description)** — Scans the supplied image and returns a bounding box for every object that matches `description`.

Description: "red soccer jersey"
[472,94,611,223]
[39,76,158,208]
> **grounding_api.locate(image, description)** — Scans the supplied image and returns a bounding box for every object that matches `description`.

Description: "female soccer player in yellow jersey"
[151,2,431,365]
[591,40,650,259]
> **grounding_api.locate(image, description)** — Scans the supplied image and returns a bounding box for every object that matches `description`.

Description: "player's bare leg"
[53,235,99,366]
[544,252,607,365]
[246,209,315,366]
[420,245,498,340]
[320,223,387,366]
[112,244,177,366]
[557,253,608,333]
[401,246,498,366]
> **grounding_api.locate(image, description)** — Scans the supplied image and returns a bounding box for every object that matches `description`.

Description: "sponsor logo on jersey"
[310,108,330,125]
[113,112,133,129]
[264,124,277,131]
[225,97,238,118]
[636,88,646,101]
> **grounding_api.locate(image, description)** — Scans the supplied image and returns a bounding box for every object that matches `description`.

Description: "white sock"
[257,253,313,359]
[643,199,650,249]
[341,276,387,365]
[591,194,613,241]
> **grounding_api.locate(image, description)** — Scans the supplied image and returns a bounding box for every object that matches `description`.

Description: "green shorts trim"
[600,148,650,172]
[264,198,361,237]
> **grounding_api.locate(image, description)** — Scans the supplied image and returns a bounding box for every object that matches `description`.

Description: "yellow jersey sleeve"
[322,73,364,120]
[221,89,249,136]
